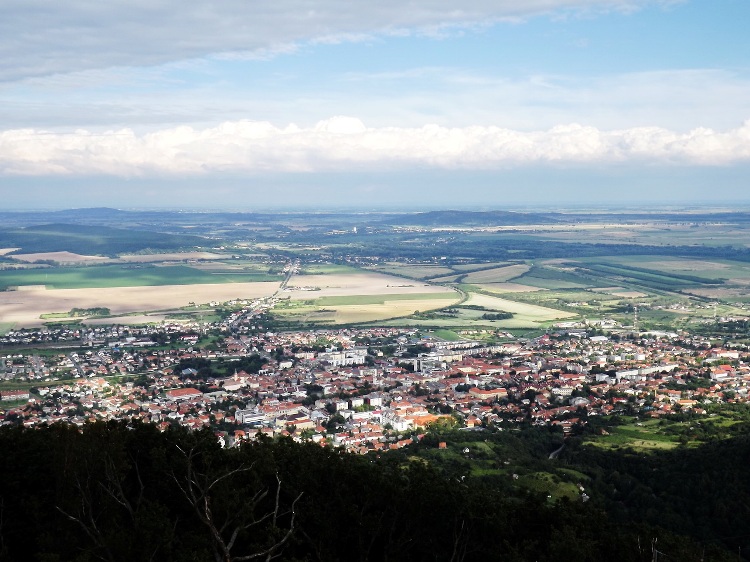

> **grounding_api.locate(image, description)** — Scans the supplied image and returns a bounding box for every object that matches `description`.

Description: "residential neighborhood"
[3,307,749,454]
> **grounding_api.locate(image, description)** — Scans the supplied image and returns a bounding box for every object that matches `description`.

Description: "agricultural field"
[10,251,111,264]
[0,264,283,291]
[428,273,464,283]
[442,256,750,332]
[461,264,530,284]
[273,292,459,325]
[475,282,545,294]
[298,264,362,275]
[369,264,456,280]
[464,292,576,323]
[509,220,750,247]
[282,272,450,299]
[0,282,279,328]
[367,261,525,282]
[451,262,509,272]
[275,271,461,325]
[3,209,750,336]
[118,252,228,263]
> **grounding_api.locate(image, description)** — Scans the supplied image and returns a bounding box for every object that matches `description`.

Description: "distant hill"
[0,223,206,256]
[380,210,562,226]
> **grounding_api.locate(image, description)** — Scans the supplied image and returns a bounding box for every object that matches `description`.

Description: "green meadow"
[0,264,283,290]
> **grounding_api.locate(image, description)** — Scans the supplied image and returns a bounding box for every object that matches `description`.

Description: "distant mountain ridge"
[0,223,206,256]
[380,209,563,226]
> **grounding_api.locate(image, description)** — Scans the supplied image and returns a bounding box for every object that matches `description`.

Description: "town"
[2,294,747,454]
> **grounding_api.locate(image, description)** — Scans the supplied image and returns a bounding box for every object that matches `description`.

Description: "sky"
[1,0,749,210]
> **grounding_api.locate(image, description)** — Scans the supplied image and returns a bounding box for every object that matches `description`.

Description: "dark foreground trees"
[0,422,738,561]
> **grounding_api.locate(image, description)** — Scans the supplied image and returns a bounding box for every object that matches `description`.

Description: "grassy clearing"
[516,472,581,501]
[584,419,685,452]
[556,468,591,482]
[0,379,48,392]
[430,329,463,341]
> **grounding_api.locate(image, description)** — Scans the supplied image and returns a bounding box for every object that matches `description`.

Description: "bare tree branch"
[172,444,303,562]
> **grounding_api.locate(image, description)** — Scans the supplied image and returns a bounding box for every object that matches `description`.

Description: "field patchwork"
[0,282,280,327]
[275,271,461,324]
[461,264,530,284]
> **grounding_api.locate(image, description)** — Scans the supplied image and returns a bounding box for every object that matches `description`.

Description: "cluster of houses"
[2,320,750,452]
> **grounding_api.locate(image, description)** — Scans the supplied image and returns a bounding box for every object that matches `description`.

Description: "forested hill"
[0,422,740,562]
[0,223,206,256]
[379,209,562,226]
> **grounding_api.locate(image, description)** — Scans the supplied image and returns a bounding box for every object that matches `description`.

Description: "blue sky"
[0,0,749,210]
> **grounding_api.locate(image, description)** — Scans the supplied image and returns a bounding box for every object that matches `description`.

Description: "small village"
[2,297,749,454]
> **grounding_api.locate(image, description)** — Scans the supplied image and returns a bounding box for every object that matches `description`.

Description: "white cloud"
[2,117,748,177]
[0,0,674,80]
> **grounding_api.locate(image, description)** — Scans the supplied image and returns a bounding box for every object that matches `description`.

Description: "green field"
[430,329,463,341]
[370,264,456,279]
[451,262,509,272]
[299,264,362,275]
[313,293,457,306]
[0,264,283,290]
[461,264,530,284]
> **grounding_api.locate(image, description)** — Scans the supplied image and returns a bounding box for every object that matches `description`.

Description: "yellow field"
[452,262,508,272]
[276,271,462,324]
[429,274,464,283]
[11,251,111,264]
[86,314,173,325]
[370,264,456,279]
[462,264,530,284]
[284,273,451,299]
[0,282,280,327]
[611,290,648,298]
[279,297,461,324]
[119,252,227,262]
[465,293,576,322]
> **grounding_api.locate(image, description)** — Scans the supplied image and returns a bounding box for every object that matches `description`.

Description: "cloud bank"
[2,117,748,177]
[1,0,673,80]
